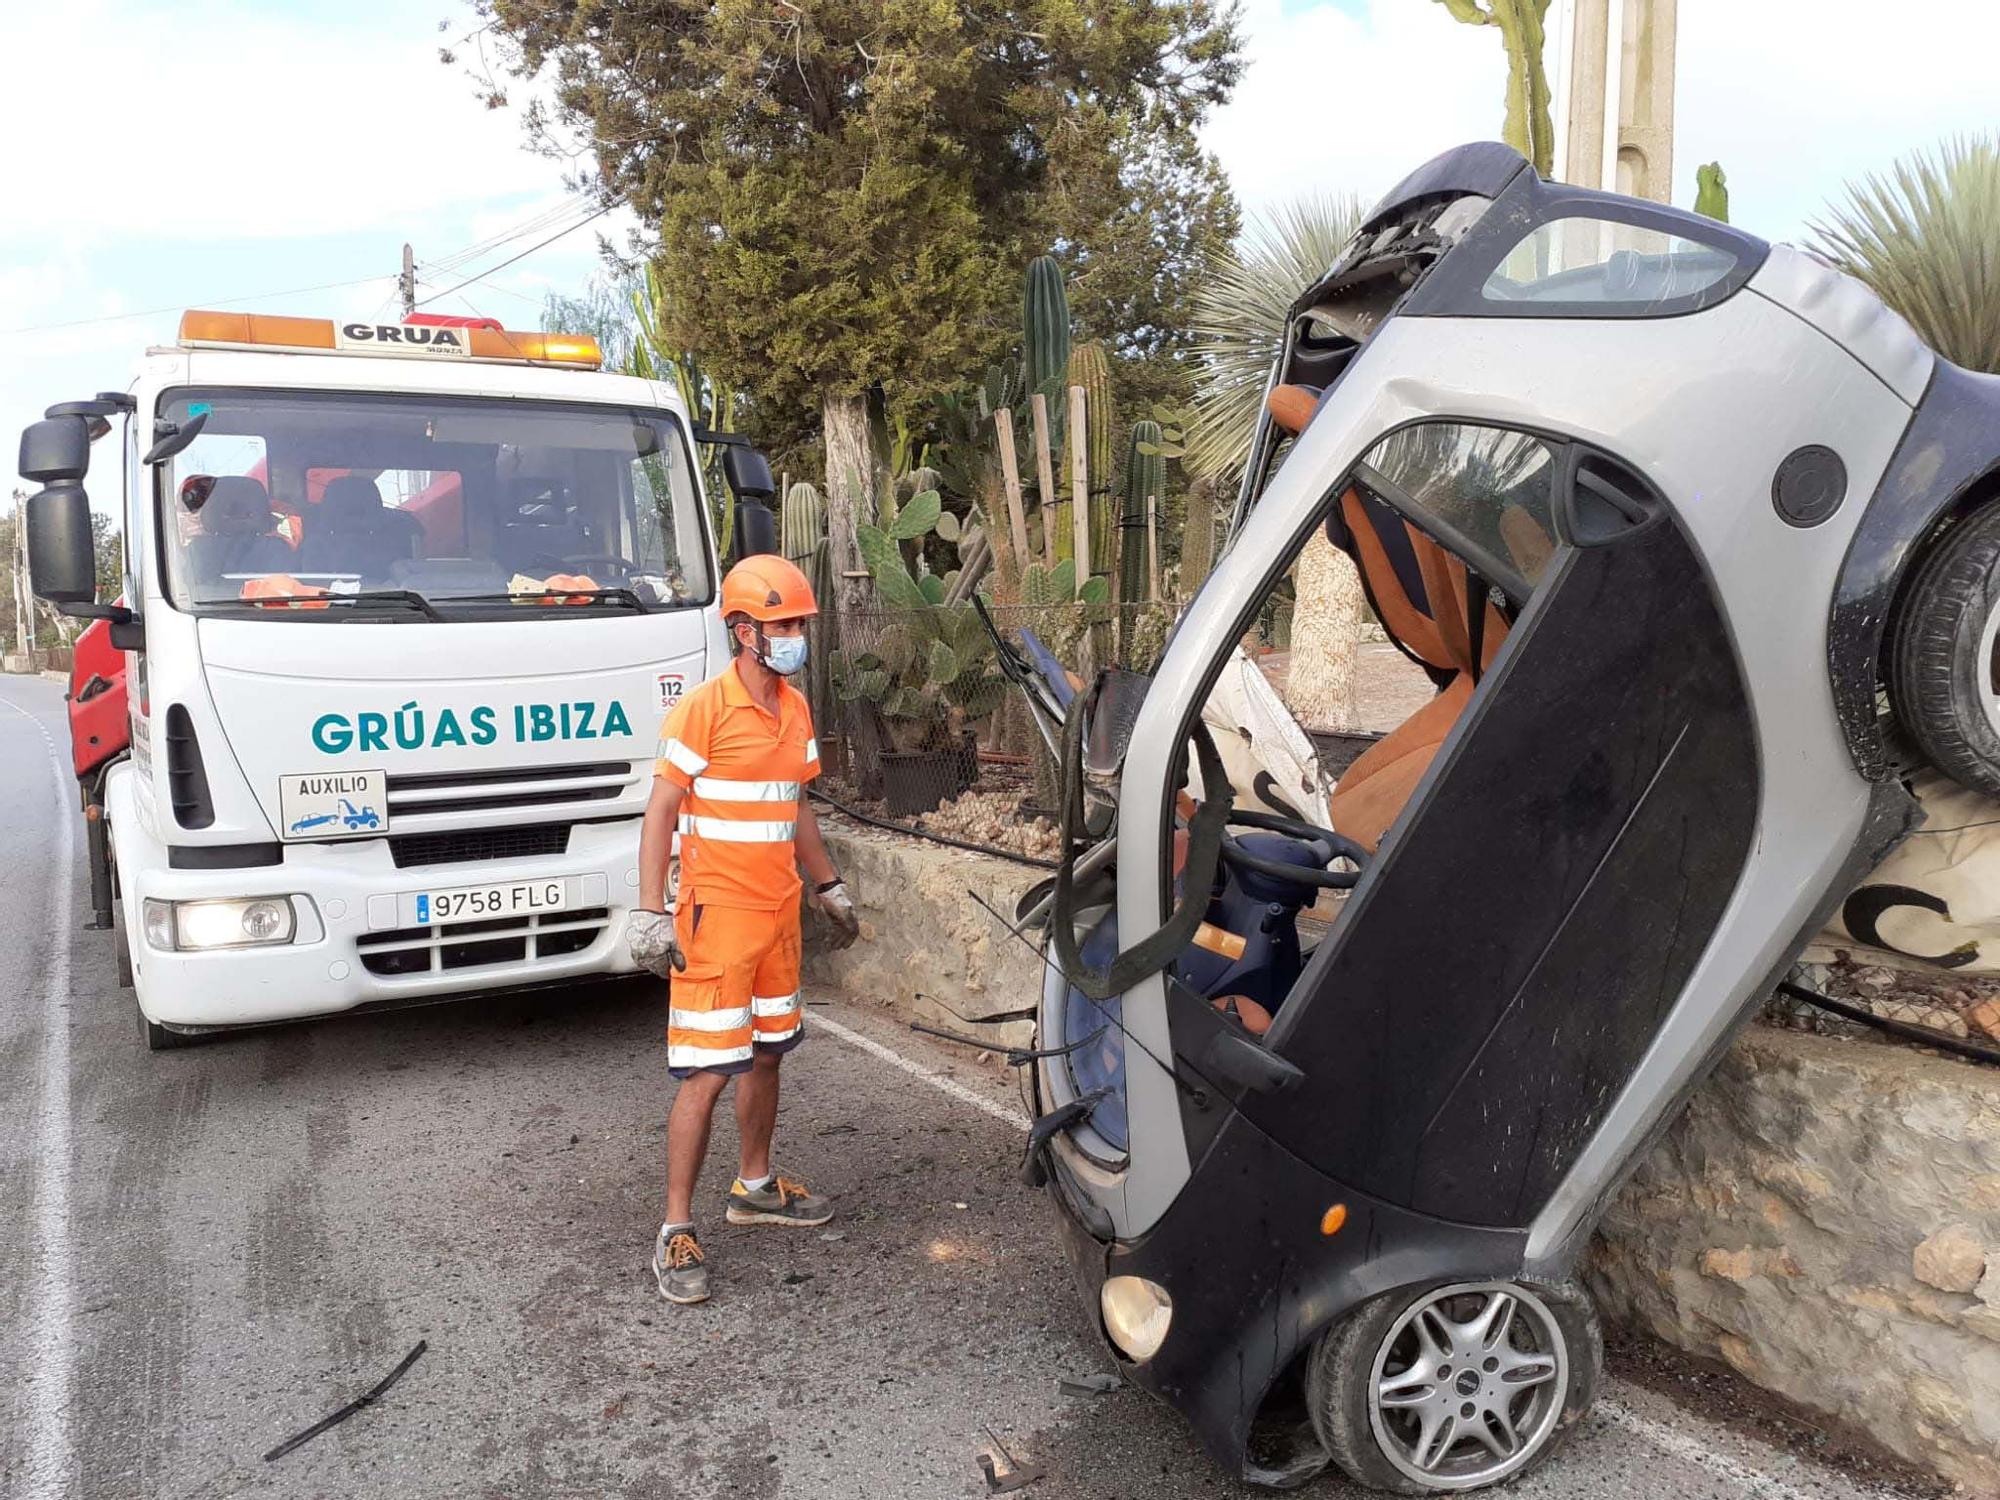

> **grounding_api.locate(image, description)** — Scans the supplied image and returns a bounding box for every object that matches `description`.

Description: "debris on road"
[979,1428,1045,1493]
[262,1340,428,1462]
[1057,1372,1122,1396]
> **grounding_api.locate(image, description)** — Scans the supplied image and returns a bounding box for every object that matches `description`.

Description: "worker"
[626,553,860,1305]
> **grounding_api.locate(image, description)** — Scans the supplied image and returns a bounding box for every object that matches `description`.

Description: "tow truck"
[20,309,781,1049]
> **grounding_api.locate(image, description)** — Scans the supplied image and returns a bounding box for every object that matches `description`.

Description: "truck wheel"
[1306,1278,1600,1493]
[1890,503,2000,799]
[138,997,195,1052]
[114,908,134,988]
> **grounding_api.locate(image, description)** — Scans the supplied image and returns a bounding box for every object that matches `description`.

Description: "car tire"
[1306,1277,1601,1494]
[113,902,134,989]
[1889,503,2000,800]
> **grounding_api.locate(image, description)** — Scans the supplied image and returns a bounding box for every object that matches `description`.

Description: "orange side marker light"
[1320,1203,1348,1237]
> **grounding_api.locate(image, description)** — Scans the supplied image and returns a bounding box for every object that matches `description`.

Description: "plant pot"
[950,727,979,793]
[880,749,960,818]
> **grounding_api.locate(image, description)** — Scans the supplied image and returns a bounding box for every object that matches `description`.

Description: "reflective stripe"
[677,815,796,843]
[691,777,800,803]
[661,737,708,777]
[669,1004,752,1033]
[669,1041,753,1067]
[805,737,819,764]
[754,1021,800,1043]
[751,992,800,1017]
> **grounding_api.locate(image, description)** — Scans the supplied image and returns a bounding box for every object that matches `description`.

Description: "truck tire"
[1306,1278,1600,1493]
[139,1003,196,1052]
[113,904,133,988]
[1889,503,2000,800]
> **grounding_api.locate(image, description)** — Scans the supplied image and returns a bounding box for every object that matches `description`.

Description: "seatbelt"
[1049,688,1233,1001]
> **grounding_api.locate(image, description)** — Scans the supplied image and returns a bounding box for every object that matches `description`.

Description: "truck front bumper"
[110,771,646,1027]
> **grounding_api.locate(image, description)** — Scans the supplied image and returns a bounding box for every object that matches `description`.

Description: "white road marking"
[812,1010,1027,1129]
[815,997,1891,1499]
[1,690,77,1499]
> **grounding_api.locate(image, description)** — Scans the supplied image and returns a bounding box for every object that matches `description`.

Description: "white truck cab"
[20,310,749,1048]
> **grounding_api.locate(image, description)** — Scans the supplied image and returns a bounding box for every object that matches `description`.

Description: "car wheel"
[1890,503,2000,799]
[137,995,195,1052]
[1306,1278,1600,1493]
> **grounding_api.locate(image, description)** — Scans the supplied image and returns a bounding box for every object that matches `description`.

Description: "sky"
[4,0,1997,520]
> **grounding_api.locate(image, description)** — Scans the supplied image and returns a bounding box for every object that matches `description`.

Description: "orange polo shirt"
[654,660,820,911]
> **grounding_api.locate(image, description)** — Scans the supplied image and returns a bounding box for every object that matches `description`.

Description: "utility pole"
[1550,0,1678,203]
[13,489,39,667]
[398,243,417,319]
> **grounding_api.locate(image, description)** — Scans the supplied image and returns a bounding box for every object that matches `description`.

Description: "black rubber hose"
[1776,980,2000,1067]
[807,786,1059,870]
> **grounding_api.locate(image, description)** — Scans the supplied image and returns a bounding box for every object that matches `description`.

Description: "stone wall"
[1588,1024,2000,1491]
[809,813,2000,1489]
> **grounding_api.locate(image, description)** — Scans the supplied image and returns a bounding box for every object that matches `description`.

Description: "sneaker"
[724,1173,833,1228]
[652,1227,710,1304]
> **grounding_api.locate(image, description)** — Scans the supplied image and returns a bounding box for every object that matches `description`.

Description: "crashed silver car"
[1004,142,2000,1491]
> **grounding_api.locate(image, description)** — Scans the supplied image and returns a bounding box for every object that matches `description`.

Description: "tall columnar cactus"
[1118,421,1164,605]
[1023,256,1071,403]
[1063,342,1117,570]
[1432,0,1554,176]
[781,481,825,564]
[1180,479,1218,594]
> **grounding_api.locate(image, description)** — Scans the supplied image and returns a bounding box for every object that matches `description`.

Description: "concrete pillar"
[1553,0,1677,203]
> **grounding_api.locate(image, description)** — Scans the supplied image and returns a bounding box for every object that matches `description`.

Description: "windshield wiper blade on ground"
[450,587,649,612]
[238,589,443,621]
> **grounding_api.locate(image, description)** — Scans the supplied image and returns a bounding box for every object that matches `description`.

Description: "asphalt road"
[0,675,1930,1500]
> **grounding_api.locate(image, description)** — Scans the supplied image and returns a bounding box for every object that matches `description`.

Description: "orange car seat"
[1263,384,1511,852]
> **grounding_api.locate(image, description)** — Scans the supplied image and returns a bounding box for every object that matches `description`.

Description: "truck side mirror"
[732,501,779,562]
[25,483,96,605]
[721,445,776,502]
[20,415,91,484]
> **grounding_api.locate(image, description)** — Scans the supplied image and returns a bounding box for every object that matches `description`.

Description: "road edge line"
[811,1009,1027,1130]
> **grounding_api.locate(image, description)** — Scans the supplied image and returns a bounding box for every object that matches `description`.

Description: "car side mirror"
[25,483,96,605]
[722,445,776,502]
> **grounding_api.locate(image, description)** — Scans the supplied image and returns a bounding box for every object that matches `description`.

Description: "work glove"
[626,908,685,977]
[813,881,860,951]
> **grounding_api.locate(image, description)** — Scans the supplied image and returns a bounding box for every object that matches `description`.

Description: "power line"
[0,274,397,339]
[412,204,615,310]
[419,199,586,276]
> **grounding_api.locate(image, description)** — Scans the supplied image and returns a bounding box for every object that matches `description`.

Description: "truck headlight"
[143,897,298,951]
[1100,1275,1173,1362]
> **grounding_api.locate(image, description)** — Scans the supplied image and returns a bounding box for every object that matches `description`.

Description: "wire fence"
[804,598,1178,862]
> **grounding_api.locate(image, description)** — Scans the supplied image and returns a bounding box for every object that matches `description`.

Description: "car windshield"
[157,388,711,615]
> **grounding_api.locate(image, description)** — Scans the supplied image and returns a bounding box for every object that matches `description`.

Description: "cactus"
[1431,0,1554,175]
[1023,256,1071,404]
[1180,478,1218,593]
[780,481,824,564]
[1061,342,1116,571]
[1694,162,1730,223]
[1118,421,1164,605]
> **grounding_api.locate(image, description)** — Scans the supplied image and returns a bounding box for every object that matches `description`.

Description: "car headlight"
[1100,1275,1173,1363]
[143,897,298,951]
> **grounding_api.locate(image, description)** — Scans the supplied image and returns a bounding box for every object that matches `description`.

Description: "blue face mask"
[761,633,809,676]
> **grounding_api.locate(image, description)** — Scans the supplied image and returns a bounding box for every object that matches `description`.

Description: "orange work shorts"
[667,900,804,1078]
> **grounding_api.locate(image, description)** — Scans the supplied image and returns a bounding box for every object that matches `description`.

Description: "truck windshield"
[156,388,711,615]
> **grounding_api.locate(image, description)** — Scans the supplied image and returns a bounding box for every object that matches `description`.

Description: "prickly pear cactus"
[781,481,824,564]
[1695,161,1730,223]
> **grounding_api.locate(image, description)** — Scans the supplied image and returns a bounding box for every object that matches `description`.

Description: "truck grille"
[388,823,571,869]
[357,907,611,976]
[385,760,637,819]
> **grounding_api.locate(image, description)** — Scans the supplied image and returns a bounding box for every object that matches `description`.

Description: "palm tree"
[1188,197,1368,733]
[1809,136,2000,375]
[1186,196,1364,480]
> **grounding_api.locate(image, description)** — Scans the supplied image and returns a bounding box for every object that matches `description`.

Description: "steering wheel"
[548,553,633,579]
[1219,807,1370,890]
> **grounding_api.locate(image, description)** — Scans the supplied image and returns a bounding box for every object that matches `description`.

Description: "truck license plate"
[403,878,573,926]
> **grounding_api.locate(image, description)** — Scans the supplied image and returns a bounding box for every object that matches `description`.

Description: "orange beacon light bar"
[176,311,603,369]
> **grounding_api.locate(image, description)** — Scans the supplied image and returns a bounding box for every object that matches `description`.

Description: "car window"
[1483,217,1737,311]
[1358,423,1558,598]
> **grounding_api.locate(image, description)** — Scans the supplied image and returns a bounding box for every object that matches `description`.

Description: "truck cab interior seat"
[299,475,423,581]
[185,476,295,590]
